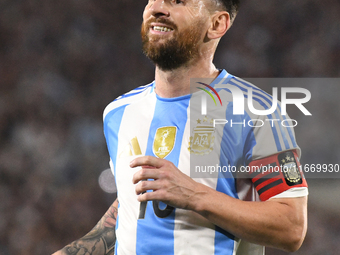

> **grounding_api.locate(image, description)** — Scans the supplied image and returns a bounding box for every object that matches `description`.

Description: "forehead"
[144,0,218,20]
[145,0,216,11]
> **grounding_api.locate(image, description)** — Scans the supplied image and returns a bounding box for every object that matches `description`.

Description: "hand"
[131,156,202,210]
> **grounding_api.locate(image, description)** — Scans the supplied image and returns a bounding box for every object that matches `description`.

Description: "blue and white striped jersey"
[103,70,308,255]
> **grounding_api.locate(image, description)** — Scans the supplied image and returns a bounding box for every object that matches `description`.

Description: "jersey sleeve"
[232,77,309,200]
[248,150,308,201]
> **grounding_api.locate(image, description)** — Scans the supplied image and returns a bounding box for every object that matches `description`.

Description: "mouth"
[149,22,174,34]
[152,25,173,32]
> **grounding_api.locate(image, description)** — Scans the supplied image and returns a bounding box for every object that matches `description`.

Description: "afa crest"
[278,151,303,186]
[153,127,177,159]
[188,117,215,155]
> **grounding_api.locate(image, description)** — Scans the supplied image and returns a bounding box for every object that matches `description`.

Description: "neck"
[154,57,220,98]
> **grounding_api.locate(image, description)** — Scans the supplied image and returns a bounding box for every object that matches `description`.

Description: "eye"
[174,0,184,4]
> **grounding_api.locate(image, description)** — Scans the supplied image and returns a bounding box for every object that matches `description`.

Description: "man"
[53,0,308,254]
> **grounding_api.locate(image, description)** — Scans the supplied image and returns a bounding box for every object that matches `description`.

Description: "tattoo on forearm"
[61,202,118,255]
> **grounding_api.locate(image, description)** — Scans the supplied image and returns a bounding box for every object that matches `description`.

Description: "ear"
[207,11,231,40]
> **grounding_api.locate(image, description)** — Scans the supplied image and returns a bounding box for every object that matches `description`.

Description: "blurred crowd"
[0,0,339,254]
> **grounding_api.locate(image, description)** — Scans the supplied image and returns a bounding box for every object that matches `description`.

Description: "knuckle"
[166,160,174,168]
[143,192,151,201]
[145,156,153,164]
[158,189,167,198]
[157,179,166,189]
[159,191,167,200]
[140,168,148,178]
[160,169,170,179]
[132,173,139,183]
[135,185,140,195]
[141,180,148,189]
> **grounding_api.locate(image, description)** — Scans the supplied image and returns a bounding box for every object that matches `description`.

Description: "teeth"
[153,26,172,32]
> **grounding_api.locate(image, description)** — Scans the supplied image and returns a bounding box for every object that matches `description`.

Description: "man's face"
[141,0,211,71]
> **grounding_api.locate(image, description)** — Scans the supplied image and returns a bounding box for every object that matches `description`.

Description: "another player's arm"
[52,198,118,255]
[131,155,308,253]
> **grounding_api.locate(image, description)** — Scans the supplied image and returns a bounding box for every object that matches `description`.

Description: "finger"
[135,179,164,195]
[137,189,166,202]
[130,156,164,169]
[132,168,160,184]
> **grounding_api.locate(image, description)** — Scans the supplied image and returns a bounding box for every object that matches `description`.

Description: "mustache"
[143,17,177,30]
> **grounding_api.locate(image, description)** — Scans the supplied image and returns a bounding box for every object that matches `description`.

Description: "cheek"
[142,10,148,21]
[143,4,151,20]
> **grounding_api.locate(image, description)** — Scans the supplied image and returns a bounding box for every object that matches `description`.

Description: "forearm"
[190,184,307,252]
[131,156,307,252]
[53,199,118,255]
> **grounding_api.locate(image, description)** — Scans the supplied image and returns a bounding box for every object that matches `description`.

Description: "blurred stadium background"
[0,0,339,254]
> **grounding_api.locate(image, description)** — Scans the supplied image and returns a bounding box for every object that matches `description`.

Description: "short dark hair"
[217,0,240,22]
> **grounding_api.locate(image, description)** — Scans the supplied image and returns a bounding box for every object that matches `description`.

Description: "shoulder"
[217,74,300,160]
[103,82,154,121]
[216,75,273,108]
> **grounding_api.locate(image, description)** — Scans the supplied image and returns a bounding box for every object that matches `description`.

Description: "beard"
[141,18,204,71]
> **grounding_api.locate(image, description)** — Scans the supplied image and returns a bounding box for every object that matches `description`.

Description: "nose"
[149,0,170,18]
